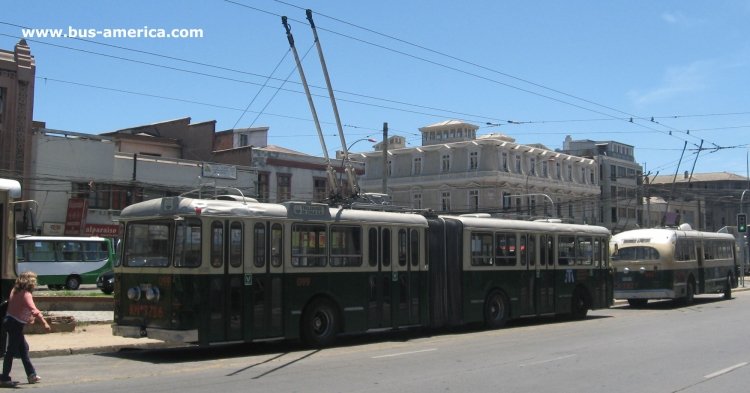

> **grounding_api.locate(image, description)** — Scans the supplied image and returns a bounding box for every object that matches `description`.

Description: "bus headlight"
[145,286,160,302]
[127,287,141,301]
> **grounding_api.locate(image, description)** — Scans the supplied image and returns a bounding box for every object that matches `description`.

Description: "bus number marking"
[128,304,165,319]
[244,273,252,286]
[564,269,575,283]
[296,277,311,287]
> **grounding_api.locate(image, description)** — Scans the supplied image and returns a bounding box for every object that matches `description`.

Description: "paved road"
[23,290,750,393]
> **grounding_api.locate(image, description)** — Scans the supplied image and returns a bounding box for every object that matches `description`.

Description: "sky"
[3,0,750,178]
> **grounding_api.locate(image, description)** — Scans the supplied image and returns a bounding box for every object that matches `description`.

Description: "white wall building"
[355,120,600,223]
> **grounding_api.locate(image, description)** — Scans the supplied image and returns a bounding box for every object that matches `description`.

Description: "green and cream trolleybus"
[611,224,737,306]
[112,195,613,347]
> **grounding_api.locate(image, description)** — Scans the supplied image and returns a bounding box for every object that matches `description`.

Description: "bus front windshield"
[612,246,660,262]
[124,222,172,267]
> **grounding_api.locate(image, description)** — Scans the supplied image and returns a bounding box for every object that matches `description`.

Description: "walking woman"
[1,271,50,386]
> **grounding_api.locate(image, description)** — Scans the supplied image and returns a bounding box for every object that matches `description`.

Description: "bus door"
[518,233,536,316]
[367,227,393,329]
[536,234,556,314]
[395,228,420,326]
[207,220,243,343]
[246,222,285,340]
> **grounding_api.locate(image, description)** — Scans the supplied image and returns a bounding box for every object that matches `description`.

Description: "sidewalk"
[24,282,750,358]
[27,311,171,357]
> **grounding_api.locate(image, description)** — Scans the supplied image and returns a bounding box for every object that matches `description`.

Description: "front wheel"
[723,275,732,300]
[65,276,81,290]
[484,290,510,329]
[570,288,590,319]
[300,299,339,347]
[683,279,695,306]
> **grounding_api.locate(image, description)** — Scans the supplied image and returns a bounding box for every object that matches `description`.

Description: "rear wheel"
[65,276,81,290]
[484,290,510,329]
[627,299,648,308]
[300,299,339,347]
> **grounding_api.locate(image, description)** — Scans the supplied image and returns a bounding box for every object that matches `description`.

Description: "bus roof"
[445,215,611,236]
[0,178,21,198]
[119,196,429,227]
[16,235,110,242]
[612,228,736,244]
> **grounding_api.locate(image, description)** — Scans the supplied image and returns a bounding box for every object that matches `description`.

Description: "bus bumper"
[614,289,675,300]
[112,324,198,343]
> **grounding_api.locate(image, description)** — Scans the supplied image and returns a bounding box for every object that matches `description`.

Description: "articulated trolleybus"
[112,194,612,347]
[611,224,737,306]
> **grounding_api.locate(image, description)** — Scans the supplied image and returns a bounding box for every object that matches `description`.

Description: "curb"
[31,341,175,358]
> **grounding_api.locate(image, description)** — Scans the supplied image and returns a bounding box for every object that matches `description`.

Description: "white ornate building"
[354,120,600,224]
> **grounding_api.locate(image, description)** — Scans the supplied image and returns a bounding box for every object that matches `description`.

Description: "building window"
[501,152,509,171]
[556,163,562,179]
[469,190,479,212]
[441,192,451,211]
[502,192,511,210]
[515,155,522,173]
[542,161,549,177]
[413,193,422,209]
[313,177,327,202]
[469,152,479,170]
[239,134,249,147]
[567,165,573,181]
[413,157,422,175]
[276,174,291,202]
[581,168,586,183]
[441,154,451,173]
[257,172,269,202]
[73,182,140,210]
[529,157,536,175]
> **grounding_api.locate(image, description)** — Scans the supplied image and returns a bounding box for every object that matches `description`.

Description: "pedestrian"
[1,271,50,386]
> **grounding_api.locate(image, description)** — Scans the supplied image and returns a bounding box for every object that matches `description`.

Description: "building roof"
[419,119,479,131]
[650,171,749,184]
[258,145,310,156]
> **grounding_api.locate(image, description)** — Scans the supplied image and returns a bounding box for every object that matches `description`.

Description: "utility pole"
[381,122,388,195]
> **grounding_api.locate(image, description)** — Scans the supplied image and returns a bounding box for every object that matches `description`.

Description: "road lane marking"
[372,348,437,359]
[704,362,748,379]
[519,354,577,367]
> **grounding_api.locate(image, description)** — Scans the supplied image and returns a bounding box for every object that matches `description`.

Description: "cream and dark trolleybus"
[112,195,613,347]
[611,224,738,306]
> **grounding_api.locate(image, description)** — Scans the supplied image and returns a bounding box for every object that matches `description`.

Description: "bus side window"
[254,223,266,268]
[410,229,419,267]
[59,241,82,261]
[229,222,243,268]
[271,223,283,267]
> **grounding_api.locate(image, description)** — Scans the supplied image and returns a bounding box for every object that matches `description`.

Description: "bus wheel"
[627,299,648,308]
[484,290,509,329]
[570,288,589,319]
[65,276,81,290]
[723,276,732,300]
[301,299,339,347]
[684,279,695,305]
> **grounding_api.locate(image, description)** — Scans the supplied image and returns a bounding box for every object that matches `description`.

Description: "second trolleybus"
[112,195,613,347]
[611,225,738,306]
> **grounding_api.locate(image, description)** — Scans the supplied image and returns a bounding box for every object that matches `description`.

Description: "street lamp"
[347,137,377,153]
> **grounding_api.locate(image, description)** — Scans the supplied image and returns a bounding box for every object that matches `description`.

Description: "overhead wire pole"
[305,9,359,200]
[663,141,688,227]
[281,16,340,201]
[685,140,704,229]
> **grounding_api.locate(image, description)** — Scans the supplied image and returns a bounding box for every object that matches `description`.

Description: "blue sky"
[3,0,750,177]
